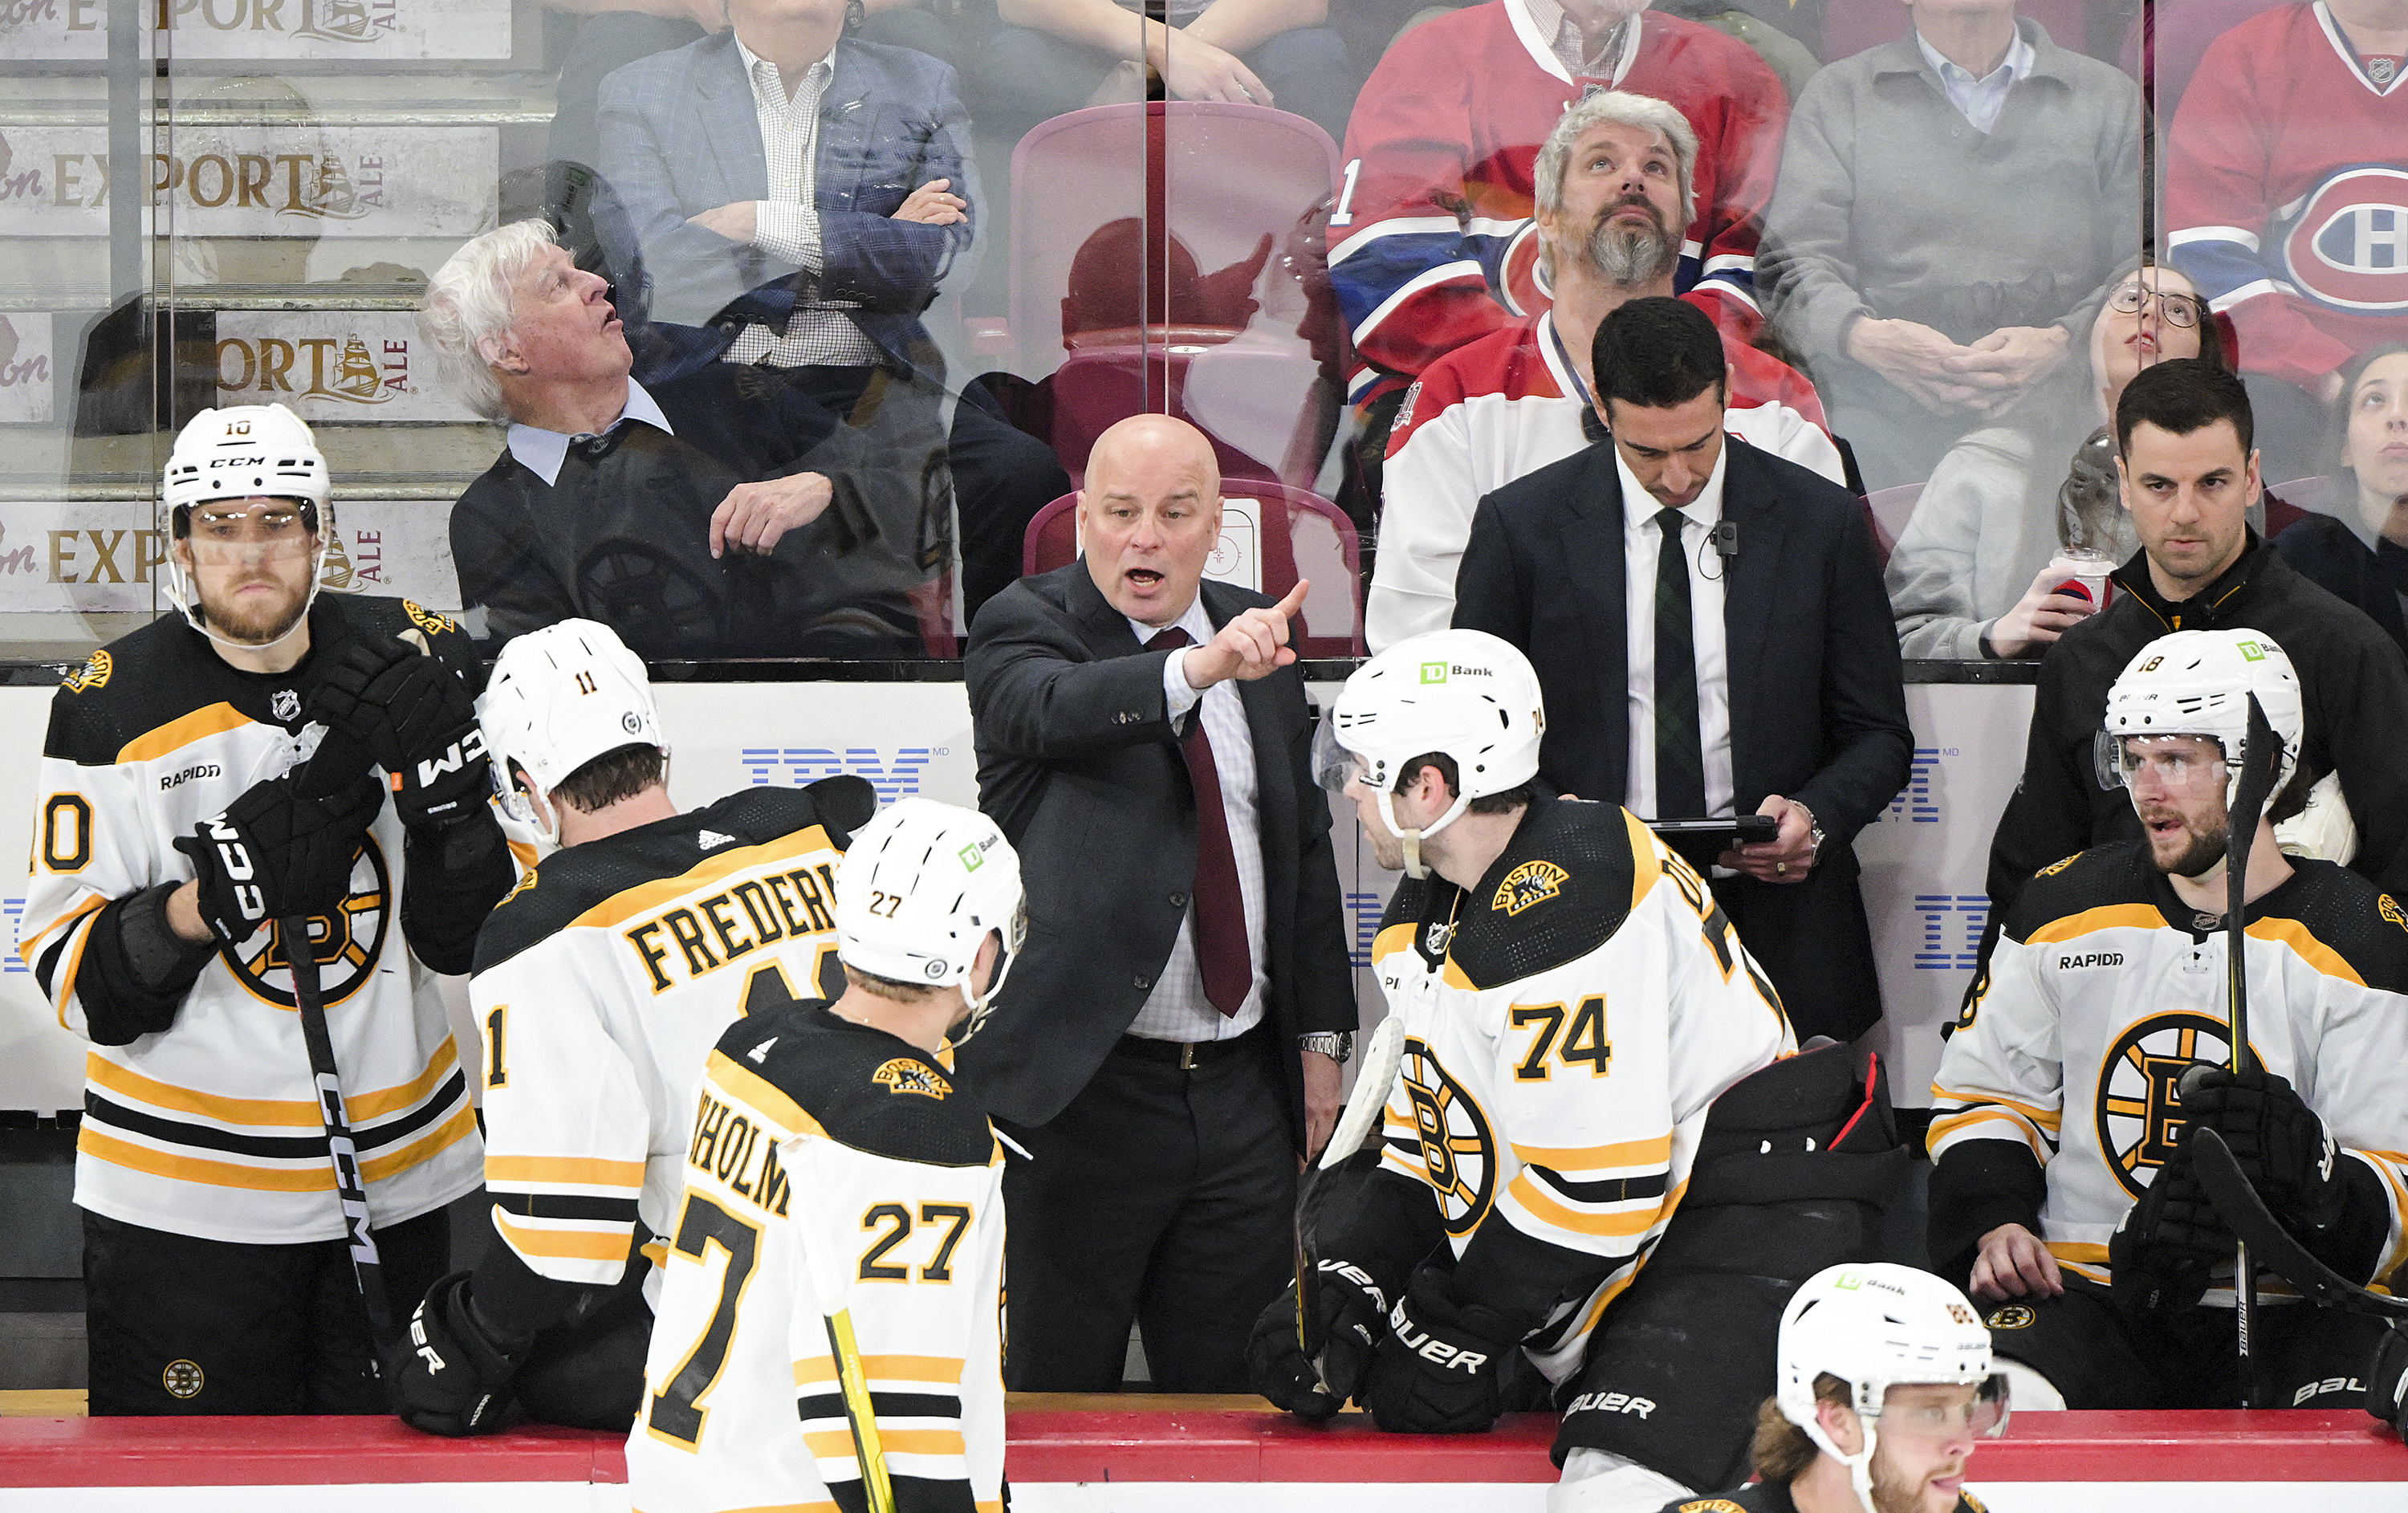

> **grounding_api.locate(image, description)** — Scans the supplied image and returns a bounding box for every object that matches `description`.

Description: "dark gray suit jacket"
[1452,435,1913,1041]
[960,564,1357,1138]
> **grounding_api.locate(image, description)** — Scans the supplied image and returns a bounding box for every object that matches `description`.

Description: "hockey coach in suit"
[1453,297,1911,1043]
[962,414,1356,1393]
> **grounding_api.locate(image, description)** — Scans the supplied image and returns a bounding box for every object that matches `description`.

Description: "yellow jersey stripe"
[803,1428,967,1459]
[1511,1133,1673,1170]
[705,1052,828,1144]
[87,1040,462,1131]
[2024,905,2165,946]
[1926,1108,2050,1161]
[485,1153,646,1190]
[569,826,836,932]
[18,893,105,966]
[116,702,253,766]
[1506,1169,1665,1237]
[1573,1177,1690,1335]
[1621,808,1661,911]
[1370,922,1418,962]
[2044,1242,2109,1263]
[495,1208,633,1262]
[77,1102,473,1192]
[2246,917,2365,986]
[795,1355,965,1386]
[1929,1085,2064,1131]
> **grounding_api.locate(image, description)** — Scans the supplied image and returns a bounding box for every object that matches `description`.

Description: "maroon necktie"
[1147,627,1251,1017]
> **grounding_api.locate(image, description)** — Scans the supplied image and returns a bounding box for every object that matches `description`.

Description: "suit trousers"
[997,1027,1298,1392]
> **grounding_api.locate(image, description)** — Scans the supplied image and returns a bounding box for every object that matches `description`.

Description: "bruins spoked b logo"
[2096,1011,2235,1198]
[226,836,391,1009]
[1400,1038,1496,1236]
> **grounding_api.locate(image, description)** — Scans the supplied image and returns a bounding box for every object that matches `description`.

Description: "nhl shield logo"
[2281,165,2408,314]
[270,688,302,722]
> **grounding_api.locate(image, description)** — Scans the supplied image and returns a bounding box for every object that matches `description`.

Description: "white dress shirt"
[729,31,884,369]
[1520,0,1636,78]
[1121,593,1269,1043]
[505,379,674,486]
[1620,441,1735,823]
[1915,27,2035,136]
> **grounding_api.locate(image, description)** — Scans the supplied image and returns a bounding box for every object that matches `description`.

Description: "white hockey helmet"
[834,797,1027,1043]
[161,404,335,649]
[1779,1264,2007,1513]
[1314,628,1544,876]
[2100,628,2302,812]
[477,618,667,845]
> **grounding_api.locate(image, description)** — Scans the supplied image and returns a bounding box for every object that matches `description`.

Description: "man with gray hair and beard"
[1369,90,1844,651]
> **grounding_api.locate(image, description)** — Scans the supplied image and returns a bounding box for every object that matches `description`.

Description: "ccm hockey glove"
[173,771,384,945]
[2174,1064,2349,1234]
[2109,1145,2229,1316]
[1246,1257,1389,1421]
[397,1272,531,1436]
[309,635,489,829]
[1358,1267,1516,1434]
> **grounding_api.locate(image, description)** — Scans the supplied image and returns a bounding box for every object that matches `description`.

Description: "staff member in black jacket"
[1983,359,2408,943]
[1453,298,1912,1044]
[961,414,1355,1393]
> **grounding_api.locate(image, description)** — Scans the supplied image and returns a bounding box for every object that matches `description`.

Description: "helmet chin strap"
[1802,1413,1884,1513]
[1376,787,1473,882]
[171,538,327,657]
[953,929,1016,1047]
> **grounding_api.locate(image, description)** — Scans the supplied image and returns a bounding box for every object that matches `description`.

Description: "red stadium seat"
[1020,482,1366,656]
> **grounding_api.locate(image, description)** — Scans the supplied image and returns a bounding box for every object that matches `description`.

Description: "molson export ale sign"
[0,0,512,60]
[214,311,474,422]
[0,498,462,613]
[0,313,54,425]
[0,124,496,238]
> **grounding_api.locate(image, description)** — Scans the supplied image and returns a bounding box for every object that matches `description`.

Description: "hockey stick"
[1296,1015,1407,1376]
[825,1308,898,1513]
[288,917,397,1364]
[2186,1129,2408,1320]
[2218,693,2282,1407]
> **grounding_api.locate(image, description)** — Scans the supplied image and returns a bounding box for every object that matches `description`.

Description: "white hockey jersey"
[628,999,1006,1513]
[1931,843,2408,1297]
[469,784,863,1300]
[1369,311,1844,651]
[1369,799,1793,1379]
[19,600,485,1245]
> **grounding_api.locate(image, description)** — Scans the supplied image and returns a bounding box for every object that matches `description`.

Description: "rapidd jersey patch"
[872,1059,951,1100]
[1492,859,1568,916]
[2097,1010,2235,1198]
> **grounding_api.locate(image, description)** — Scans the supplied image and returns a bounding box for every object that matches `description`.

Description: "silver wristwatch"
[1299,1031,1356,1064]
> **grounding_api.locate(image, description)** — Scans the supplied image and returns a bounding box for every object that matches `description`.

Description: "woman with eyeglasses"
[2264,344,2408,655]
[1887,260,2252,661]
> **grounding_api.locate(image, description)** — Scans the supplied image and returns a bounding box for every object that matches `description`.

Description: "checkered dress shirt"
[728,33,885,369]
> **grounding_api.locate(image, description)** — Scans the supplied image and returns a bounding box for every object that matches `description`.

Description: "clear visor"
[1312,717,1362,794]
[1870,1375,2011,1444]
[181,500,318,564]
[2094,731,2229,796]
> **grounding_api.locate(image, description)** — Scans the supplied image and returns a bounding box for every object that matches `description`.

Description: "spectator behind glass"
[593,0,1069,619]
[1760,0,2141,491]
[1368,91,1842,651]
[1889,264,2227,661]
[975,0,1356,149]
[422,222,946,657]
[1330,0,1788,474]
[2164,0,2408,486]
[2272,345,2408,653]
[1450,298,1911,1043]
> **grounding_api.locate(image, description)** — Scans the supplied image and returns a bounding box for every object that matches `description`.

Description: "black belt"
[1112,1021,1265,1071]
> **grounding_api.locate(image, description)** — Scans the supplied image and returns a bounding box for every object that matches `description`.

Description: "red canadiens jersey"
[1368,311,1841,650]
[2166,1,2408,392]
[1328,2,1787,405]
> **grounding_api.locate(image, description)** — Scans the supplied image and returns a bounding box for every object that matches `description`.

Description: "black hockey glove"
[172,771,384,946]
[2109,1147,2230,1317]
[1358,1267,1516,1434]
[397,1271,531,1436]
[2369,1322,2408,1440]
[2174,1064,2348,1234]
[309,635,489,830]
[1246,1258,1389,1420]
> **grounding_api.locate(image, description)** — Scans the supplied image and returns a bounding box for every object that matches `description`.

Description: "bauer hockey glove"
[1358,1267,1516,1434]
[397,1271,531,1436]
[173,771,384,946]
[309,634,489,830]
[2109,1146,2229,1316]
[2369,1322,2408,1441]
[2173,1064,2349,1234]
[1247,1258,1389,1420]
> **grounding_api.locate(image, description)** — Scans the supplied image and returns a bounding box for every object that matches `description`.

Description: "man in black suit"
[961,414,1356,1392]
[1453,298,1911,1044]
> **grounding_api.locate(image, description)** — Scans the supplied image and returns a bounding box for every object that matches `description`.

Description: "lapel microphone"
[1714,521,1739,560]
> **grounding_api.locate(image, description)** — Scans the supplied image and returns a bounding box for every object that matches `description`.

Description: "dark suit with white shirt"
[1452,434,1912,1043]
[961,563,1356,1390]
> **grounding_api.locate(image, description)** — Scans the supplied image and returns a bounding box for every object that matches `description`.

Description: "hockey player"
[1251,628,1906,1511]
[22,403,509,1413]
[393,617,874,1434]
[1654,1263,2008,1513]
[625,796,1021,1513]
[1930,628,2408,1409]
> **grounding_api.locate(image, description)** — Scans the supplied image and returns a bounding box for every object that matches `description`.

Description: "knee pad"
[1548,1450,1693,1513]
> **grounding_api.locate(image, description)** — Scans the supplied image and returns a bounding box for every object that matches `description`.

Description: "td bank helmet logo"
[1421,661,1447,684]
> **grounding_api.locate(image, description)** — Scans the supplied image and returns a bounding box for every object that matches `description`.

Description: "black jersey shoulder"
[714,997,993,1167]
[1445,799,1641,990]
[1649,1482,1794,1513]
[2256,858,2408,991]
[2001,842,2158,945]
[473,783,860,973]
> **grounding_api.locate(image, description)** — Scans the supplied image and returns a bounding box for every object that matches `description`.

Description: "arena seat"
[1021,483,1365,656]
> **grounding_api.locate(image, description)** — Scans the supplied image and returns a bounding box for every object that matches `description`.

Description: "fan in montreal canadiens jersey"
[392,619,877,1437]
[1252,631,1910,1508]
